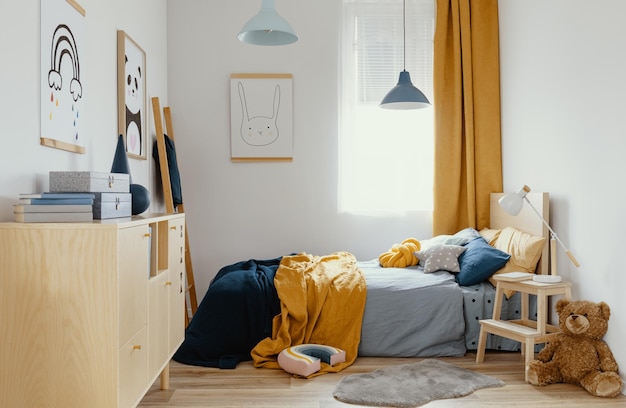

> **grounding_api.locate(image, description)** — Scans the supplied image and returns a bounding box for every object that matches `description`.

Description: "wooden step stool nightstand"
[475,272,573,381]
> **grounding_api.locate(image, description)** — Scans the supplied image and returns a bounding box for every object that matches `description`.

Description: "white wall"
[0,0,168,218]
[166,0,433,300]
[499,0,626,387]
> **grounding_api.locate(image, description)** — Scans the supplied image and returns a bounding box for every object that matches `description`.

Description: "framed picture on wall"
[230,73,294,162]
[40,0,87,154]
[117,30,147,160]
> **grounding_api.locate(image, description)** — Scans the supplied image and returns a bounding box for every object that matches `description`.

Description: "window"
[339,0,434,214]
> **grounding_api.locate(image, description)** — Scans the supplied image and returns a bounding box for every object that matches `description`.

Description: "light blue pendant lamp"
[238,0,298,46]
[380,0,430,109]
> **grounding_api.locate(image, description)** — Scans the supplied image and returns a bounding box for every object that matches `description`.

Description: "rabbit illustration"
[238,81,280,146]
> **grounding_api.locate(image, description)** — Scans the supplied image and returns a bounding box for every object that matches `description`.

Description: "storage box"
[93,192,132,219]
[50,171,130,193]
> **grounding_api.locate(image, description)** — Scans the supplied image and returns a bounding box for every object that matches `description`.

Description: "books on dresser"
[14,204,93,213]
[18,193,96,199]
[18,192,95,205]
[14,192,95,223]
[14,212,94,223]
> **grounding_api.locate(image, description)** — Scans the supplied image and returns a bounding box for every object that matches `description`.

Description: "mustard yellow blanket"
[251,252,367,377]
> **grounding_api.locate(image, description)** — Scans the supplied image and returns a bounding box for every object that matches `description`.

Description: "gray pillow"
[415,244,467,273]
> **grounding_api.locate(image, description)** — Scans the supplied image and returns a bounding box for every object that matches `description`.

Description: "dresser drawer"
[119,225,150,345]
[119,326,148,408]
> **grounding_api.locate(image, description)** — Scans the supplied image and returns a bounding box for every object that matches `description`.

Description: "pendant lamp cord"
[403,0,406,71]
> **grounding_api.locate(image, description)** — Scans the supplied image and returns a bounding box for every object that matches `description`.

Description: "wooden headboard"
[489,192,550,276]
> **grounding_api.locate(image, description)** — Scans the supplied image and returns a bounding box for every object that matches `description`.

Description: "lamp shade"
[380,70,430,110]
[498,185,531,216]
[238,0,298,46]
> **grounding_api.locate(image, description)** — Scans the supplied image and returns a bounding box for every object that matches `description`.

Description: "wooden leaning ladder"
[152,96,198,325]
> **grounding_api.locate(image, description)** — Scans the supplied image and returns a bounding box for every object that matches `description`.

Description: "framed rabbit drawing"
[230,73,293,162]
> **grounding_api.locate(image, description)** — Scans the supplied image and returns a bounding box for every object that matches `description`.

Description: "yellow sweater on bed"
[251,251,367,377]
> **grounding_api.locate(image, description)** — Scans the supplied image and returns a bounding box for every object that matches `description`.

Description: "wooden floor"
[138,351,626,407]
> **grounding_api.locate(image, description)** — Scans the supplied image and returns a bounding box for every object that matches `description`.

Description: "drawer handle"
[133,345,142,350]
[170,226,177,230]
[144,233,151,237]
[165,281,172,286]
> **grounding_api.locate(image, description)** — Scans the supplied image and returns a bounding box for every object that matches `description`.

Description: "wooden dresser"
[0,213,186,408]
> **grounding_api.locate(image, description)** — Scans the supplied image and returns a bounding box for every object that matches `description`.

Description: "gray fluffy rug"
[333,359,505,407]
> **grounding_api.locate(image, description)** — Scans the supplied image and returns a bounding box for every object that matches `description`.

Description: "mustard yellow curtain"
[432,0,503,235]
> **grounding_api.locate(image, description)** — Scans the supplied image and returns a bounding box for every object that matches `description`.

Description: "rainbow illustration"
[48,24,82,102]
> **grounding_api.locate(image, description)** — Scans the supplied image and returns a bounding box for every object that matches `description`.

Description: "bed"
[173,192,550,369]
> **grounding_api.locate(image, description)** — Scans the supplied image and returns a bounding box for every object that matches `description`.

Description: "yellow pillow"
[479,228,501,246]
[488,227,546,297]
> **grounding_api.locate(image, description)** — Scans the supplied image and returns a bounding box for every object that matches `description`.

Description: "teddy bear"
[526,299,623,397]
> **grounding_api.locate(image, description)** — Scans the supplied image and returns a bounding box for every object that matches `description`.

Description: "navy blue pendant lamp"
[380,0,430,109]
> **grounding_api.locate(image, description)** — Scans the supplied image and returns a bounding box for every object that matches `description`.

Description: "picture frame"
[117,30,147,160]
[230,73,293,162]
[40,0,87,154]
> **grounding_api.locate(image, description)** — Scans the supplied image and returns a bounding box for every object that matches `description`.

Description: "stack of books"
[14,193,95,222]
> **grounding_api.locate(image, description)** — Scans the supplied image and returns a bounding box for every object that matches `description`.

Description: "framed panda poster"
[117,30,147,159]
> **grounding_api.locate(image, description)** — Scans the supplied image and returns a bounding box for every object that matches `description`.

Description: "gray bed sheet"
[357,260,466,357]
[357,260,538,357]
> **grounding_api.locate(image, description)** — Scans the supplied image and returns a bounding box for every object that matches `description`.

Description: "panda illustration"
[125,54,143,156]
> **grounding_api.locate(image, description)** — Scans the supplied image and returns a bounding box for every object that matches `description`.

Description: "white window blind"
[339,0,434,214]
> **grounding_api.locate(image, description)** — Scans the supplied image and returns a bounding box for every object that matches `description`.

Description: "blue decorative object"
[111,135,132,179]
[111,134,150,215]
[130,183,150,215]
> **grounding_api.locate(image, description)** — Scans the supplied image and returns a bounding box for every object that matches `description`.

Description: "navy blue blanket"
[173,257,282,368]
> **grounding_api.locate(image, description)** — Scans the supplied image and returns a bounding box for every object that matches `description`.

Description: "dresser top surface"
[0,212,184,229]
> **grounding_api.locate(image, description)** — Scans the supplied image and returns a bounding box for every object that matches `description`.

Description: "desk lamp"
[499,185,580,283]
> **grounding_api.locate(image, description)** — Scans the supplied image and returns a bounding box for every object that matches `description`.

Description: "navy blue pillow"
[456,237,511,286]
